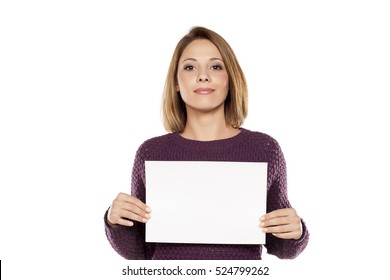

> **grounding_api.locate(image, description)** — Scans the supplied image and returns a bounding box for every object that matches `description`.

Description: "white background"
[1,0,389,279]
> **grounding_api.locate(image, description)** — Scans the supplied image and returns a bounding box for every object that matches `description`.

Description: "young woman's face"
[176,39,229,115]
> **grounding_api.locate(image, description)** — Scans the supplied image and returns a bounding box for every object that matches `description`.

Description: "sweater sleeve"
[263,138,309,259]
[104,144,154,259]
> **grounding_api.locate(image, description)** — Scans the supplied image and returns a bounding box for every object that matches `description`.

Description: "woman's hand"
[259,208,302,240]
[107,192,151,227]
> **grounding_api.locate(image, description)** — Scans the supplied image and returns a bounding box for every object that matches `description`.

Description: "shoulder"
[242,128,286,182]
[241,128,282,151]
[140,133,173,146]
[135,132,176,158]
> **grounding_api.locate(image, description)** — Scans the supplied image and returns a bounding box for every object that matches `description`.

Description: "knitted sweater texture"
[104,128,309,260]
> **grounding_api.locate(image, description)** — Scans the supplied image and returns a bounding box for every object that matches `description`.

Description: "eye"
[184,65,195,71]
[211,64,223,70]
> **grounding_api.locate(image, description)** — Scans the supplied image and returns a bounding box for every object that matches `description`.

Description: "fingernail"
[146,207,152,213]
[262,228,267,233]
[142,218,148,223]
[145,213,151,219]
[260,222,265,227]
[260,216,265,221]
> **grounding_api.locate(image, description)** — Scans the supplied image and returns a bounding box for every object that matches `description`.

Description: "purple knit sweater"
[104,128,309,260]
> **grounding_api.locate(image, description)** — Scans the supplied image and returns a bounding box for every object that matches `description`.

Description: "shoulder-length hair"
[162,26,248,133]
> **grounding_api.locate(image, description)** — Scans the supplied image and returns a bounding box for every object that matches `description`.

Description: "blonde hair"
[162,26,248,133]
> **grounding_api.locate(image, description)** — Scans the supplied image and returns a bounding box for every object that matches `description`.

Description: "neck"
[181,110,239,141]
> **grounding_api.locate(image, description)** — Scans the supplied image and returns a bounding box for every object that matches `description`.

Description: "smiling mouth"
[194,88,215,95]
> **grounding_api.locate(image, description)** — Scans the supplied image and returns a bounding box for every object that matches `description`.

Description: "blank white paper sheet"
[145,161,268,245]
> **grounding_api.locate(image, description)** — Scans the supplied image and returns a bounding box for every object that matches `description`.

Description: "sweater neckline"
[170,128,250,150]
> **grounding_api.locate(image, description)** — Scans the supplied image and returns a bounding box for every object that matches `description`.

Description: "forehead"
[180,39,222,60]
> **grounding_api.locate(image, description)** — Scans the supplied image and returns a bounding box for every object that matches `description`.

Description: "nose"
[197,71,210,82]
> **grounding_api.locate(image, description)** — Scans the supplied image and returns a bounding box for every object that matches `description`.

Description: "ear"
[175,84,180,92]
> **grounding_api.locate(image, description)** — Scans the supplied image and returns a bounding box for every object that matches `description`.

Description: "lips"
[194,87,215,95]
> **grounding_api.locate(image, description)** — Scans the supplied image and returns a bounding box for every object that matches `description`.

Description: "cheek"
[215,74,229,91]
[176,72,189,91]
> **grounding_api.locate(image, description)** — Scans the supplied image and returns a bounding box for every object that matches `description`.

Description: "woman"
[104,26,309,260]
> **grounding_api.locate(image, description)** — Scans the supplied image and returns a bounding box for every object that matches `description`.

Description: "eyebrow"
[181,57,224,63]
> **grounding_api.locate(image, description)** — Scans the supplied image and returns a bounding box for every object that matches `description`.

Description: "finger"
[260,217,288,228]
[117,208,150,224]
[108,209,148,226]
[113,193,152,221]
[116,200,151,220]
[110,202,151,223]
[260,216,301,228]
[260,208,296,221]
[118,193,151,213]
[270,223,302,239]
[271,231,301,240]
[109,193,152,226]
[261,223,299,234]
[115,217,134,227]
